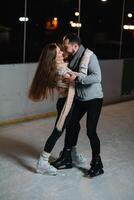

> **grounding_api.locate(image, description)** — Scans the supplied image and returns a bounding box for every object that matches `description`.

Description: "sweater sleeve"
[76,54,102,85]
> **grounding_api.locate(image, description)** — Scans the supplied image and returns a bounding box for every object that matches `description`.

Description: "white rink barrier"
[0,59,134,124]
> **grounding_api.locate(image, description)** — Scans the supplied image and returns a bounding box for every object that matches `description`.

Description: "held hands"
[63,73,77,83]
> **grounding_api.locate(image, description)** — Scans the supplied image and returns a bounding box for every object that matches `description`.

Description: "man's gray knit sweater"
[68,45,103,101]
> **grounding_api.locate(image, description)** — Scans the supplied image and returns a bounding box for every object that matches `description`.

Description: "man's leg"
[51,99,86,169]
[65,120,80,148]
[86,98,104,177]
[64,111,87,165]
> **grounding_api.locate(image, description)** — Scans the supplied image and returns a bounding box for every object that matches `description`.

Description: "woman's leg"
[36,98,66,175]
[44,97,67,153]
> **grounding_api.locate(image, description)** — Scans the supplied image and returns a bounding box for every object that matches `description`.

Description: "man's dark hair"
[63,33,81,46]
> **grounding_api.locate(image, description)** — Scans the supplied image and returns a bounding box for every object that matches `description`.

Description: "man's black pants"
[44,97,103,157]
[64,98,103,157]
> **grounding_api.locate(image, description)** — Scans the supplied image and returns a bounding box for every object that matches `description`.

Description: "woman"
[28,43,90,175]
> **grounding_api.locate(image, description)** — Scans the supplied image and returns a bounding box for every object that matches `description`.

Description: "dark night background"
[0,0,134,64]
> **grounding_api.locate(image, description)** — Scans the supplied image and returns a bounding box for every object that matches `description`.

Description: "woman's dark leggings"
[44,97,70,153]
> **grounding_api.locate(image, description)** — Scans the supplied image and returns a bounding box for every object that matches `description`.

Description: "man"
[51,33,104,178]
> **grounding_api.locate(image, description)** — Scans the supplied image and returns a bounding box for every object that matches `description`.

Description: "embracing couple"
[28,33,104,178]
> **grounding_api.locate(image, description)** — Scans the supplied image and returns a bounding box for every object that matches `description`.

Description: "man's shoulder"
[84,48,93,57]
[81,48,94,65]
[85,49,98,60]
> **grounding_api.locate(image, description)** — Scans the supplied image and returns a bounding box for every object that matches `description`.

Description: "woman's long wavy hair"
[28,43,58,101]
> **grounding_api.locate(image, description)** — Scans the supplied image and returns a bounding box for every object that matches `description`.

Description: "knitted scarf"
[56,48,93,131]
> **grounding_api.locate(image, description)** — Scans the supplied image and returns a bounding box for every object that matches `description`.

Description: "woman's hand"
[64,73,71,79]
[63,73,77,82]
